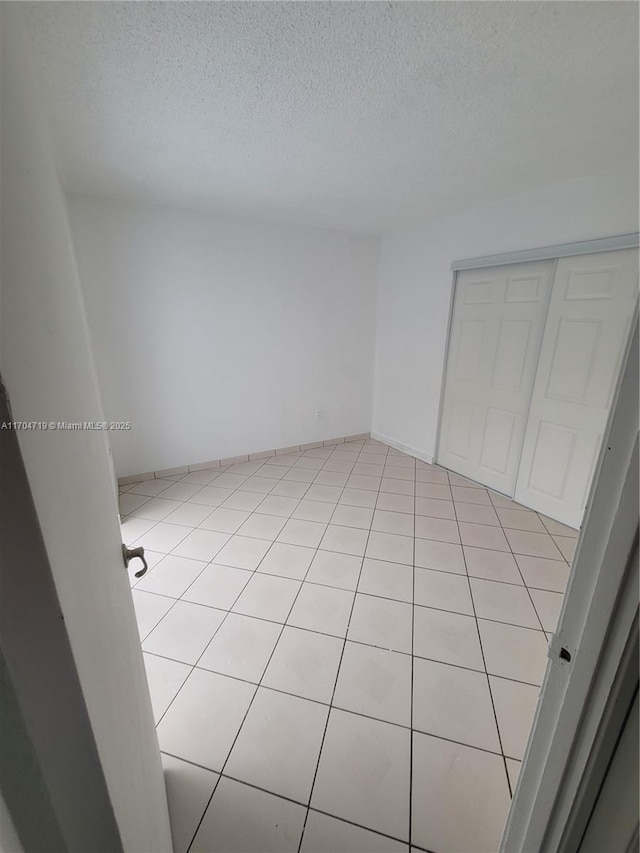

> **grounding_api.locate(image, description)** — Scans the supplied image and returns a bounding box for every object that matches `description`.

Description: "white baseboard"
[371,431,434,465]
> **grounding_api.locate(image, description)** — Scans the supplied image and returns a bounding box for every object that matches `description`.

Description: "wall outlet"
[315,409,323,420]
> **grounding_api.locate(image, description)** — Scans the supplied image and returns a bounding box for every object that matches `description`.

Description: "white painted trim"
[501,316,639,851]
[370,431,434,464]
[118,433,372,484]
[452,232,639,271]
[433,268,458,472]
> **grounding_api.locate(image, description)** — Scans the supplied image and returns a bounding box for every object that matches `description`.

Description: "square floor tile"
[172,529,231,562]
[301,811,408,853]
[381,478,414,496]
[225,687,329,803]
[490,675,540,760]
[135,523,193,553]
[270,480,310,499]
[238,476,279,494]
[142,652,191,724]
[414,568,473,616]
[257,542,315,580]
[164,502,216,528]
[292,499,335,523]
[189,486,235,507]
[236,513,287,540]
[463,546,523,584]
[413,606,483,670]
[199,507,251,534]
[412,732,510,853]
[529,588,564,632]
[470,578,541,629]
[182,564,252,610]
[414,539,465,574]
[357,558,413,603]
[413,658,500,753]
[287,584,354,637]
[262,626,343,702]
[232,574,301,623]
[348,594,412,653]
[311,709,410,841]
[365,531,413,566]
[320,524,369,557]
[157,668,256,770]
[553,535,576,563]
[305,551,362,591]
[222,491,266,512]
[131,497,184,522]
[129,478,175,497]
[505,529,563,560]
[136,555,208,598]
[372,510,414,537]
[454,502,500,526]
[376,492,414,514]
[257,495,300,517]
[538,515,578,538]
[383,465,414,481]
[212,535,271,570]
[458,522,509,552]
[451,486,491,505]
[181,469,221,485]
[414,497,455,520]
[347,474,381,492]
[333,641,411,726]
[198,613,282,682]
[515,555,570,593]
[211,473,249,490]
[415,468,449,485]
[339,488,378,509]
[121,515,157,544]
[278,518,327,548]
[295,456,326,471]
[162,753,219,853]
[506,758,521,793]
[415,482,451,500]
[496,508,547,533]
[448,473,483,488]
[314,471,349,487]
[283,467,317,483]
[415,517,460,544]
[131,590,175,640]
[191,777,306,853]
[478,620,548,685]
[119,492,152,515]
[353,462,384,477]
[143,601,225,664]
[330,504,375,530]
[305,484,343,503]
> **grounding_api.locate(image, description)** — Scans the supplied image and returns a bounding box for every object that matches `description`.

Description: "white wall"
[1,8,171,851]
[372,164,639,461]
[67,195,379,477]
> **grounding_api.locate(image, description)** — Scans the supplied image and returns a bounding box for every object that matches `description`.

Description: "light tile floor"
[120,438,577,853]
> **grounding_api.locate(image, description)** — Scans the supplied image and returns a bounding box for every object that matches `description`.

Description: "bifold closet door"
[438,260,554,494]
[514,248,639,528]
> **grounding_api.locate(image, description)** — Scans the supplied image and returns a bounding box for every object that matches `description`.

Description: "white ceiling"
[24,1,638,234]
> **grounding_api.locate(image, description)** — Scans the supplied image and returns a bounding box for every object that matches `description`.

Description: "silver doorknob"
[122,544,148,578]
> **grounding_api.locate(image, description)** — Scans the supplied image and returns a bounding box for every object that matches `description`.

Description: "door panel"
[438,261,554,493]
[514,249,638,527]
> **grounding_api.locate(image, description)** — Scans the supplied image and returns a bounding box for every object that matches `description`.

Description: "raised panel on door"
[514,248,639,528]
[438,260,554,493]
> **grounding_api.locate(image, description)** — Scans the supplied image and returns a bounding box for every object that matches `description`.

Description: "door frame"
[500,316,639,850]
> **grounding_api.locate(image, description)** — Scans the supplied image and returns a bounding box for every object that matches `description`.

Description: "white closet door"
[514,248,638,528]
[438,260,554,493]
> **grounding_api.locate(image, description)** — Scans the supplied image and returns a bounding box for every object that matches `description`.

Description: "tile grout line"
[182,441,366,852]
[184,440,375,853]
[296,441,390,852]
[451,473,514,799]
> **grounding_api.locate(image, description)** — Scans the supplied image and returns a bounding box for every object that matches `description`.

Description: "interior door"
[1,8,172,850]
[514,249,639,528]
[438,260,554,493]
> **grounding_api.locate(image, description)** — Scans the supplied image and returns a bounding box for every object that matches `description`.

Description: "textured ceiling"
[24,1,639,234]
